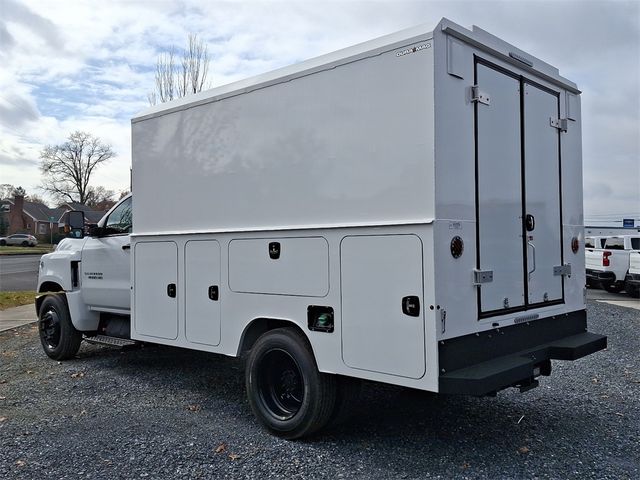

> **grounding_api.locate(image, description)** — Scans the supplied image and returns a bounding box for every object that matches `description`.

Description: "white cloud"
[0,0,637,220]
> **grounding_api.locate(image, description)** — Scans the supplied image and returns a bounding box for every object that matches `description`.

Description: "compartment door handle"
[402,296,420,317]
[208,285,219,301]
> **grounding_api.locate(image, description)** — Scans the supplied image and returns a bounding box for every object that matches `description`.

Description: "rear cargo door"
[475,63,525,313]
[475,59,564,317]
[523,83,563,305]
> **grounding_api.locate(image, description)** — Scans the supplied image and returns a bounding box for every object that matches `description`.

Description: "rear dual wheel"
[246,328,337,439]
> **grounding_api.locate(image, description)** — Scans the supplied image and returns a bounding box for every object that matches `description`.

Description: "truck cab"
[36,195,132,356]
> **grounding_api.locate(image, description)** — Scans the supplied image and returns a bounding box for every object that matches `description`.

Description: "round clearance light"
[571,237,580,254]
[450,236,464,259]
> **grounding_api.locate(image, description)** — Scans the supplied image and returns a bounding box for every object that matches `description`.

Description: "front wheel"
[38,295,82,360]
[245,328,336,439]
[21,241,28,247]
[0,240,6,246]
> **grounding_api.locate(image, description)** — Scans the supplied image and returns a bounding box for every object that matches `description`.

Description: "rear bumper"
[625,273,640,286]
[438,310,606,396]
[586,269,616,282]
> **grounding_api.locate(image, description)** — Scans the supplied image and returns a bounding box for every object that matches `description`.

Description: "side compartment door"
[133,241,178,340]
[185,240,221,346]
[523,83,563,304]
[475,63,525,313]
[340,234,425,379]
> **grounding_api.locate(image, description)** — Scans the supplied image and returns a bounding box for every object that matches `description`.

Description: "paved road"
[0,255,41,291]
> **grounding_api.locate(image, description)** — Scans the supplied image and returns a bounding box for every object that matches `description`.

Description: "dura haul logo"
[396,43,431,57]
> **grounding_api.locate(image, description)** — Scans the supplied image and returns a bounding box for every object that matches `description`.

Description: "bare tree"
[85,185,116,209]
[40,131,115,205]
[0,184,15,200]
[25,193,48,206]
[148,33,211,105]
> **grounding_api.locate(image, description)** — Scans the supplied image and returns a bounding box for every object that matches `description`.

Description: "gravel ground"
[1,300,638,479]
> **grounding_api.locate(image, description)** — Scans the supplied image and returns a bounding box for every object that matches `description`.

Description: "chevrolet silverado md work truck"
[36,18,607,438]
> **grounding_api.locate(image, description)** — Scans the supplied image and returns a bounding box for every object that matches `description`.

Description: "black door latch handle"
[402,296,420,317]
[167,283,176,298]
[526,214,535,232]
[208,285,219,301]
[122,244,130,250]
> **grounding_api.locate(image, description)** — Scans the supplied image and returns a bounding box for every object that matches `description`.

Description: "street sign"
[623,218,635,228]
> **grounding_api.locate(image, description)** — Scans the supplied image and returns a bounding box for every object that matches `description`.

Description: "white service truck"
[585,235,640,293]
[36,18,607,438]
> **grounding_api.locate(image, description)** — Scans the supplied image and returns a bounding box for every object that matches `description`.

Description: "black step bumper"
[586,269,616,282]
[438,310,606,396]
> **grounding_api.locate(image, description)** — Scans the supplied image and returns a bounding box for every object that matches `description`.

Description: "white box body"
[130,18,586,392]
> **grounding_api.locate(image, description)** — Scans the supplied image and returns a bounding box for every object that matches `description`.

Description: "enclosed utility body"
[38,18,606,438]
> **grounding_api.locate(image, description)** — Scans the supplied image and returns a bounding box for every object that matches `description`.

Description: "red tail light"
[603,251,612,267]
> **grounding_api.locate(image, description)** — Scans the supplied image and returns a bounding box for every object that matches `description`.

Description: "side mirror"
[88,224,103,237]
[67,211,85,239]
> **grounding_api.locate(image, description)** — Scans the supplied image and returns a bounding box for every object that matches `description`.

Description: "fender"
[37,237,99,332]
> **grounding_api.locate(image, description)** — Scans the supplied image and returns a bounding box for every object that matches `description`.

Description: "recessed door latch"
[550,117,568,132]
[269,242,280,259]
[208,285,219,301]
[402,296,421,317]
[471,86,491,105]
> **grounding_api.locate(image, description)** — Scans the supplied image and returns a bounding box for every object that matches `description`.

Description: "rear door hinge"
[550,117,568,132]
[471,86,491,105]
[473,269,494,285]
[553,264,572,277]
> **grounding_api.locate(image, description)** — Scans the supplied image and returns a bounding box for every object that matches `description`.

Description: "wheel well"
[238,318,308,356]
[36,282,65,313]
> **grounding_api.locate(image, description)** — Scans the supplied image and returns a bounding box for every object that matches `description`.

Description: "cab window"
[104,197,132,235]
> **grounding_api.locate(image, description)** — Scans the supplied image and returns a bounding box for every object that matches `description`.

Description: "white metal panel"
[80,235,130,311]
[476,64,525,312]
[133,241,178,340]
[340,235,425,379]
[132,42,434,235]
[524,83,563,304]
[185,240,221,346]
[229,237,329,297]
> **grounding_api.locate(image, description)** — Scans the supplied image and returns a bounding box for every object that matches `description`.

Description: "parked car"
[0,233,38,247]
[625,251,640,298]
[585,235,640,293]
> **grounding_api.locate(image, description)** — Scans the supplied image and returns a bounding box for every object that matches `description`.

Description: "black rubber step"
[439,331,607,396]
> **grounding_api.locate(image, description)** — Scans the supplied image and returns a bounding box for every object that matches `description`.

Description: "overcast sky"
[1,0,638,223]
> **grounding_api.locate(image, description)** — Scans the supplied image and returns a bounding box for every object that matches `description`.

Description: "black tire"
[21,241,28,247]
[38,295,82,360]
[0,240,5,246]
[603,282,624,294]
[245,328,336,439]
[626,283,640,298]
[328,376,362,427]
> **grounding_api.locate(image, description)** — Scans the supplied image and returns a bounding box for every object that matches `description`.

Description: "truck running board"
[84,335,138,348]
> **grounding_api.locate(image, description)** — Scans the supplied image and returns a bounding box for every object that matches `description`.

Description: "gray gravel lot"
[0,300,638,479]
